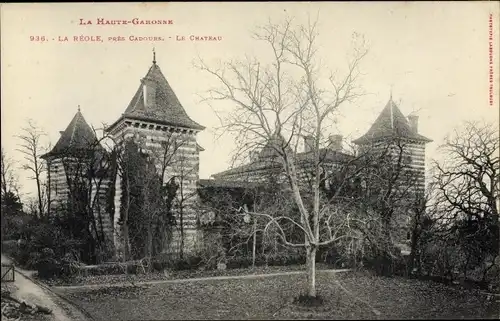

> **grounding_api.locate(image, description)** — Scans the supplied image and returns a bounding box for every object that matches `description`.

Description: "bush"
[196,232,226,269]
[2,217,95,280]
[361,244,409,277]
[1,240,17,259]
[485,263,500,293]
[2,213,33,241]
[173,255,203,271]
[33,249,62,279]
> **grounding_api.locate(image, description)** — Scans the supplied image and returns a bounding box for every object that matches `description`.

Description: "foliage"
[118,139,177,261]
[4,212,95,280]
[196,229,226,269]
[1,192,29,241]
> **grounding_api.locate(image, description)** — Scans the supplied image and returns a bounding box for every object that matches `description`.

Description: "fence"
[1,264,15,282]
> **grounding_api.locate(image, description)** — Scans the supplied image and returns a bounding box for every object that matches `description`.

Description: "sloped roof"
[198,179,265,189]
[211,147,354,179]
[42,110,100,158]
[353,98,432,144]
[107,61,204,132]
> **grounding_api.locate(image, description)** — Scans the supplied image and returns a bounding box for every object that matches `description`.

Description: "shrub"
[196,232,226,269]
[1,240,17,259]
[226,256,253,269]
[173,255,203,271]
[32,248,63,279]
[485,263,500,293]
[2,213,33,241]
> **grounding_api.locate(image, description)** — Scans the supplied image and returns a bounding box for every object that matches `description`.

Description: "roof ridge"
[68,111,81,147]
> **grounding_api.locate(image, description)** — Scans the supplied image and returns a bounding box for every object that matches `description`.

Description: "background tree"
[1,148,24,241]
[197,16,368,298]
[16,119,47,218]
[55,128,115,263]
[432,121,499,281]
[116,139,145,261]
[147,132,187,259]
[115,134,180,267]
[170,151,201,259]
[1,147,20,198]
[407,181,436,276]
[352,137,423,275]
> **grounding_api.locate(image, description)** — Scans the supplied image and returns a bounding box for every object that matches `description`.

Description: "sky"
[1,2,499,201]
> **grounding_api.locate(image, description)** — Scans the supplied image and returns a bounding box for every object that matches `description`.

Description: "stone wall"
[109,117,203,258]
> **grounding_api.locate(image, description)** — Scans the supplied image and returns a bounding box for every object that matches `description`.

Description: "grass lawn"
[57,271,499,320]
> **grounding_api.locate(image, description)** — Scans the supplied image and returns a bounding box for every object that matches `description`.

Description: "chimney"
[304,135,314,153]
[142,77,157,109]
[329,134,343,151]
[408,115,419,133]
[249,150,260,162]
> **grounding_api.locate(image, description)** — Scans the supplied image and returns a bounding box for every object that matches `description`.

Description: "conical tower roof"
[107,56,204,132]
[353,97,432,144]
[42,109,100,158]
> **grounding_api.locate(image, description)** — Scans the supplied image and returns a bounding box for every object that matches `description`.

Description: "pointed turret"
[106,55,204,133]
[353,96,432,145]
[42,108,99,158]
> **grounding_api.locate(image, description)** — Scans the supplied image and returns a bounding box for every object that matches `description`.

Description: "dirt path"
[53,268,351,290]
[1,254,91,321]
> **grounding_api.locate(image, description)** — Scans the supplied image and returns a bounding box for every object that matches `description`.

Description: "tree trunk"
[123,223,130,261]
[147,220,153,272]
[122,168,131,261]
[179,203,184,260]
[252,218,257,268]
[306,246,317,297]
[35,171,44,218]
[409,226,420,275]
[46,166,52,217]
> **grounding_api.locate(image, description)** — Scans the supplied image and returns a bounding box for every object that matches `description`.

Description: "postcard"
[1,2,499,320]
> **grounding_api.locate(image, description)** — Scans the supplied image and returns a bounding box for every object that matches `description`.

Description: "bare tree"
[114,139,138,262]
[170,151,202,259]
[356,138,423,263]
[114,131,185,268]
[196,16,368,297]
[407,180,436,276]
[16,119,47,218]
[55,127,116,263]
[147,132,188,259]
[1,147,20,198]
[197,178,294,268]
[432,121,499,280]
[434,121,499,221]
